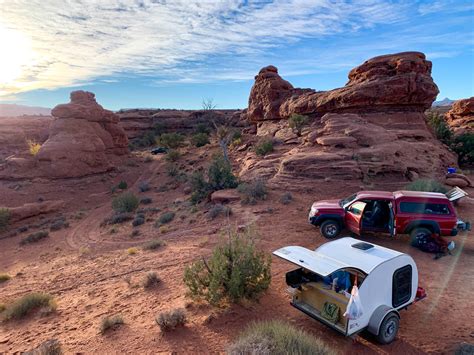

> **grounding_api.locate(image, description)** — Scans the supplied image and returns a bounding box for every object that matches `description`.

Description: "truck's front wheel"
[377,313,399,344]
[320,220,341,239]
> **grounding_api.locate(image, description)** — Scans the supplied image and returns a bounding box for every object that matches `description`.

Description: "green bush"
[228,320,334,355]
[2,293,56,321]
[191,154,238,204]
[426,112,452,144]
[451,133,474,166]
[117,180,128,190]
[142,239,166,250]
[158,212,175,225]
[20,231,49,245]
[195,122,212,135]
[288,113,309,136]
[238,180,267,205]
[100,314,124,334]
[0,208,10,230]
[255,138,274,156]
[157,133,185,149]
[405,179,448,193]
[191,132,210,147]
[156,308,186,331]
[112,193,139,213]
[183,227,271,306]
[166,149,181,162]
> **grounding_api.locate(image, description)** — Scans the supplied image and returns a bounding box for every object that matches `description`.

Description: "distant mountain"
[432,98,455,107]
[0,104,51,117]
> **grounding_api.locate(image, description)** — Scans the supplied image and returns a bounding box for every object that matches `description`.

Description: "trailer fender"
[368,305,400,335]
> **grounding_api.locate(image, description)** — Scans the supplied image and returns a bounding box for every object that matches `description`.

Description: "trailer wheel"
[410,227,432,246]
[377,313,399,344]
[320,220,341,239]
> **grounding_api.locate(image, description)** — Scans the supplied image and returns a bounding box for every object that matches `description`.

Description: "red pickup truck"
[308,190,466,240]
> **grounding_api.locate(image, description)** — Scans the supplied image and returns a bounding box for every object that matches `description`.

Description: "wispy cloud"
[0,0,471,97]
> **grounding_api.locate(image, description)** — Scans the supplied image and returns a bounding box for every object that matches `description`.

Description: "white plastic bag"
[343,285,364,320]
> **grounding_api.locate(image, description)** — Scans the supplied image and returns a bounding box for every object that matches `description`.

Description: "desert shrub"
[20,230,49,245]
[24,339,62,355]
[132,217,145,227]
[104,212,134,225]
[127,247,138,255]
[143,271,161,289]
[0,304,5,313]
[228,320,334,355]
[255,138,274,156]
[100,314,124,334]
[157,133,185,149]
[426,112,452,144]
[0,274,11,283]
[158,212,175,225]
[451,133,474,166]
[153,122,167,135]
[280,192,293,205]
[288,113,309,136]
[0,208,10,230]
[138,181,150,192]
[238,180,267,205]
[27,139,42,156]
[17,225,29,233]
[156,308,186,331]
[112,192,139,213]
[131,230,140,237]
[166,149,181,162]
[455,343,474,355]
[190,171,210,204]
[183,227,271,306]
[143,239,166,250]
[50,218,68,231]
[166,163,179,177]
[191,132,210,147]
[140,197,152,205]
[2,293,56,321]
[406,179,448,193]
[208,204,232,220]
[195,122,212,135]
[117,180,128,190]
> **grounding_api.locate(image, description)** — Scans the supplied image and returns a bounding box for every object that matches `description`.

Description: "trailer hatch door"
[273,246,348,277]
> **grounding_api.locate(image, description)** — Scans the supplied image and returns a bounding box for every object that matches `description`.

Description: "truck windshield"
[339,193,357,207]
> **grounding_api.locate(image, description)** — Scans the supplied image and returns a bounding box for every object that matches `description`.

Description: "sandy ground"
[0,141,473,354]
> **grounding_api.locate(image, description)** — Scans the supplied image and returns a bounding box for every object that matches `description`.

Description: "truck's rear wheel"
[410,227,432,246]
[320,220,341,239]
[377,313,399,344]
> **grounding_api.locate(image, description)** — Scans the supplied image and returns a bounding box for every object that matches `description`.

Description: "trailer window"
[392,265,412,308]
[399,202,450,215]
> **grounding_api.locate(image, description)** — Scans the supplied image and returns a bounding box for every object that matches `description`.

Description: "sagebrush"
[100,314,124,334]
[183,227,271,306]
[156,308,186,331]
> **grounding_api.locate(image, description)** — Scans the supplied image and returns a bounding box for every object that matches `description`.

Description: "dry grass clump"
[27,139,42,156]
[156,308,186,331]
[143,271,161,289]
[142,239,166,251]
[127,247,138,255]
[100,314,124,334]
[2,292,56,321]
[0,273,11,283]
[228,320,335,355]
[23,339,62,355]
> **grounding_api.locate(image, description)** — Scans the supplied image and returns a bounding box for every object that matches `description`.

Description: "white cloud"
[0,0,471,96]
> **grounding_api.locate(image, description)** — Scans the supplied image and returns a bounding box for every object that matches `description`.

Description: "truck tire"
[320,220,341,239]
[410,227,432,246]
[377,313,399,344]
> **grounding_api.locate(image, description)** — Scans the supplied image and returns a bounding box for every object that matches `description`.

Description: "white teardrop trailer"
[273,237,426,344]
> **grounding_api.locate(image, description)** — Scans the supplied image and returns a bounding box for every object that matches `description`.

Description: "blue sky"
[0,0,473,110]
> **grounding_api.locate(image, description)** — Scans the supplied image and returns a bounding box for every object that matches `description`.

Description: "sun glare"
[0,25,35,86]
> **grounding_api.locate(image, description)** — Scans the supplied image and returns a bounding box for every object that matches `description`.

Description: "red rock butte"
[445,97,474,135]
[242,51,456,184]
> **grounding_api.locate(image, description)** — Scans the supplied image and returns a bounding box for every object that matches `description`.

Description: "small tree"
[202,98,217,110]
[288,114,309,136]
[183,227,271,306]
[215,125,233,162]
[451,133,474,166]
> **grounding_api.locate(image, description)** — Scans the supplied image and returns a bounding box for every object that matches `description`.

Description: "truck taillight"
[415,287,426,301]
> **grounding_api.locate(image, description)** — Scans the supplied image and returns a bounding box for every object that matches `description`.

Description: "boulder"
[445,178,469,188]
[8,200,65,222]
[210,189,241,204]
[445,97,474,135]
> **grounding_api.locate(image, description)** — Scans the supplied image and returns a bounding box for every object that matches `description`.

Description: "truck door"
[345,201,367,235]
[388,202,396,237]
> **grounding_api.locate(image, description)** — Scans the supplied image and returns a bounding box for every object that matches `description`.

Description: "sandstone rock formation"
[8,200,65,222]
[445,97,474,135]
[241,52,457,184]
[0,91,128,179]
